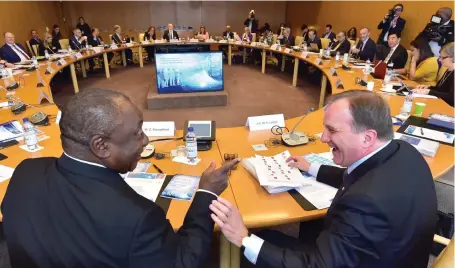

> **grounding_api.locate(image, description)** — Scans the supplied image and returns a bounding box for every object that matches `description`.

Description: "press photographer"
[417,7,454,57]
[244,10,258,34]
[377,3,406,47]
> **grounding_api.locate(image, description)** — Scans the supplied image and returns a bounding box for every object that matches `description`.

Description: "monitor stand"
[197,140,212,151]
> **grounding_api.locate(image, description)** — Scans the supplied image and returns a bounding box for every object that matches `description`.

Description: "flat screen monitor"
[155,51,224,94]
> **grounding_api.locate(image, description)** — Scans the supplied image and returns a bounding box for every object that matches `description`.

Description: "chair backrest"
[25,40,33,56]
[437,66,448,82]
[272,34,278,44]
[432,237,454,268]
[32,44,39,56]
[252,33,256,42]
[109,34,113,42]
[321,38,330,49]
[59,39,69,50]
[349,39,356,48]
[139,33,145,42]
[405,49,412,70]
[295,36,303,46]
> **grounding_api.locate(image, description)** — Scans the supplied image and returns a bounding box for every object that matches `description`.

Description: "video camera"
[424,15,452,42]
[387,8,396,19]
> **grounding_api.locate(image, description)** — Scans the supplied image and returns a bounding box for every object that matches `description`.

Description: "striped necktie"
[14,44,30,60]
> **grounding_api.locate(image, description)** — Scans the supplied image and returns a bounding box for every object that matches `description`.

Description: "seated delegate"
[351,27,376,61]
[144,26,156,62]
[163,23,179,41]
[328,31,351,56]
[38,32,60,56]
[406,38,438,86]
[210,90,437,267]
[1,32,31,63]
[278,27,295,47]
[414,42,454,106]
[112,25,133,64]
[377,32,408,72]
[2,88,240,267]
[196,25,209,40]
[307,29,322,51]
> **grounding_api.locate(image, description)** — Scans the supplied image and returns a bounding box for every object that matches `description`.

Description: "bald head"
[359,27,370,42]
[437,7,453,23]
[4,32,15,45]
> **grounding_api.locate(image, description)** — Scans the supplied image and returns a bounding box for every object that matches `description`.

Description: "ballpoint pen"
[153,164,164,174]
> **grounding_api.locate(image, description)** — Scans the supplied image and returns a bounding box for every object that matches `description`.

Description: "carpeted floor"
[52,62,321,128]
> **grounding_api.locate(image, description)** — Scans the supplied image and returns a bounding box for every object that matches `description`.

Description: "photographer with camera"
[377,3,406,47]
[244,10,259,34]
[417,7,454,57]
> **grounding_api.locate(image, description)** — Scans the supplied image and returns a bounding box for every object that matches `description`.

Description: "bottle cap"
[188,127,194,132]
[22,117,29,123]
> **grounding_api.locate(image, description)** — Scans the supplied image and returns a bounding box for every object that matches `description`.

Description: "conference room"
[0,1,454,268]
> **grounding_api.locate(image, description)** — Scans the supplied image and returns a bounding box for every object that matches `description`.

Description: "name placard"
[110,44,118,49]
[142,121,175,137]
[92,47,103,53]
[284,48,292,54]
[218,40,227,43]
[126,43,134,47]
[75,52,83,59]
[246,114,285,132]
[329,67,338,76]
[57,58,67,66]
[270,44,280,50]
[235,41,243,45]
[315,58,323,65]
[335,78,344,89]
[250,42,257,47]
[301,51,309,58]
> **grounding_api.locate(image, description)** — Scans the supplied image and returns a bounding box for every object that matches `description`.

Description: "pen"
[153,164,164,174]
[420,128,424,135]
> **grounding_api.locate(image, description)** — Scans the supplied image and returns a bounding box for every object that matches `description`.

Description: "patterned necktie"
[14,44,30,60]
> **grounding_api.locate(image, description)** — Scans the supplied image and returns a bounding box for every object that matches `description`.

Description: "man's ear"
[89,135,110,159]
[363,129,378,148]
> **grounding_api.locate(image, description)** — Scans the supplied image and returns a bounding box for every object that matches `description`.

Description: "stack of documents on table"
[0,121,23,143]
[394,132,440,157]
[125,172,167,202]
[242,151,339,209]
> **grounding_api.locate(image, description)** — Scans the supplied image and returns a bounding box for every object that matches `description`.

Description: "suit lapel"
[328,141,400,209]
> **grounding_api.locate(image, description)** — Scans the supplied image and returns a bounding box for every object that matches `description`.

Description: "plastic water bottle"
[44,50,50,60]
[185,127,198,162]
[401,91,414,116]
[335,51,340,61]
[365,59,371,73]
[343,53,349,65]
[0,65,8,78]
[384,64,393,85]
[68,47,73,53]
[22,118,39,150]
[325,49,330,57]
[303,43,308,51]
[32,56,39,68]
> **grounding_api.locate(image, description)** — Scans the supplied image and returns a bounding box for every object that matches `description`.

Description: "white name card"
[284,48,292,53]
[110,44,118,49]
[57,58,67,66]
[315,58,322,65]
[155,39,165,43]
[126,43,134,47]
[235,41,243,45]
[92,47,103,53]
[246,114,285,132]
[250,42,257,47]
[270,44,280,50]
[218,40,227,43]
[142,121,175,137]
[301,51,309,58]
[75,52,83,59]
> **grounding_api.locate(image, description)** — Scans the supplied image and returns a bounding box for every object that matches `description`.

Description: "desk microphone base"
[281,132,309,147]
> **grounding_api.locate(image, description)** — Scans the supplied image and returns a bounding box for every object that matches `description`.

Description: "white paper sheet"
[125,173,166,202]
[0,165,14,183]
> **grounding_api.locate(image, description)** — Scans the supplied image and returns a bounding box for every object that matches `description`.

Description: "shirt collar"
[443,20,450,26]
[64,152,106,169]
[390,44,399,50]
[347,141,391,174]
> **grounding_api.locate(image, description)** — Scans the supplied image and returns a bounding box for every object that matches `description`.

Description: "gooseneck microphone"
[281,108,314,147]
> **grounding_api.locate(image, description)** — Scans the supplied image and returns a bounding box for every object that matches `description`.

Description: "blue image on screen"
[155,52,224,94]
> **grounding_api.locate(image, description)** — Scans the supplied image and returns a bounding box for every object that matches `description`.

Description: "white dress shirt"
[242,141,391,265]
[360,37,369,51]
[8,43,30,62]
[64,152,218,197]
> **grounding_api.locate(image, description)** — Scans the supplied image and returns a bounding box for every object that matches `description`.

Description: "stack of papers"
[125,172,166,202]
[242,151,339,209]
[0,121,23,143]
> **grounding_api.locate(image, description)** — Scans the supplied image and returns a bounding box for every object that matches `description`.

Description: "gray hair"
[59,89,129,149]
[441,42,454,59]
[326,90,394,141]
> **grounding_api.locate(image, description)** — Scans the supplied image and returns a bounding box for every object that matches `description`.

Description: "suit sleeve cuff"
[308,163,321,178]
[196,189,218,198]
[243,234,265,265]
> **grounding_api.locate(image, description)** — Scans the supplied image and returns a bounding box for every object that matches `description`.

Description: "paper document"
[301,153,341,179]
[133,162,151,173]
[0,121,23,143]
[0,165,15,183]
[412,94,438,99]
[404,125,454,144]
[295,180,337,209]
[160,175,200,201]
[172,156,201,166]
[125,173,166,202]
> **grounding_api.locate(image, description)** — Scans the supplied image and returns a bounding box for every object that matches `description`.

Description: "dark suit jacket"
[308,36,322,51]
[429,69,454,106]
[329,39,351,55]
[2,154,217,268]
[69,35,86,50]
[144,32,156,41]
[279,35,295,47]
[377,43,408,69]
[38,43,59,56]
[77,23,92,36]
[244,18,259,33]
[223,31,234,39]
[163,30,179,41]
[0,43,30,63]
[417,20,454,46]
[256,140,437,268]
[354,37,377,61]
[29,38,42,51]
[88,36,104,47]
[111,33,125,45]
[323,31,336,41]
[377,17,406,44]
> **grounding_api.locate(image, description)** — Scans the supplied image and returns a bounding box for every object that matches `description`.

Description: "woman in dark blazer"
[414,42,454,106]
[144,26,156,62]
[76,17,91,37]
[38,32,60,56]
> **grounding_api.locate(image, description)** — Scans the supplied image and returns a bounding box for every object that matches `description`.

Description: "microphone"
[281,108,314,147]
